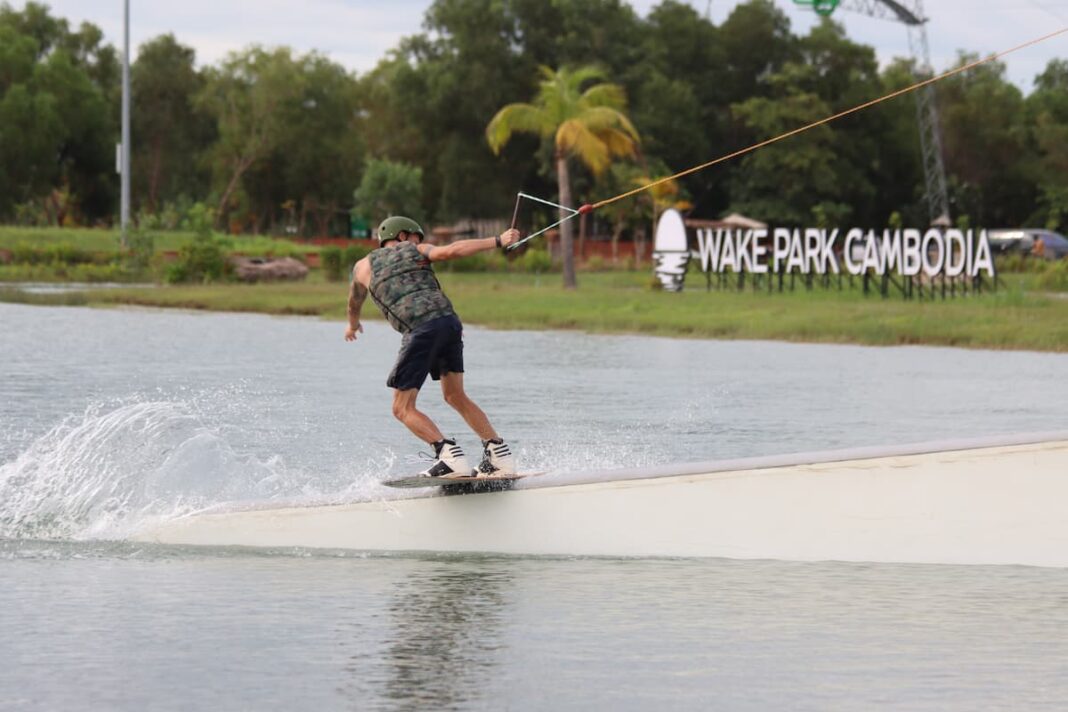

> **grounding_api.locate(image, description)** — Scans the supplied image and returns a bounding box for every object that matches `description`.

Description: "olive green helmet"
[377,216,424,245]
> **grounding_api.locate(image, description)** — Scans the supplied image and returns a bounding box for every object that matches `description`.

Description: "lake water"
[3,303,1068,709]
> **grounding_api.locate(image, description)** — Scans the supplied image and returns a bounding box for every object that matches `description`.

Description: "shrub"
[50,243,94,265]
[231,235,308,259]
[68,263,129,282]
[165,233,231,284]
[585,255,607,272]
[182,202,215,238]
[137,200,184,231]
[11,243,42,264]
[446,252,493,272]
[124,230,155,272]
[995,253,1055,274]
[342,244,372,274]
[517,248,553,273]
[9,242,99,266]
[321,246,343,281]
[1035,259,1068,291]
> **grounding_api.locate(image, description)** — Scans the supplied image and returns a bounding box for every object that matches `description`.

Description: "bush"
[517,248,553,273]
[585,255,607,272]
[50,243,95,265]
[342,244,372,274]
[165,233,231,284]
[67,263,130,282]
[182,202,215,238]
[321,246,343,281]
[445,252,493,272]
[1035,259,1068,291]
[9,242,99,266]
[137,200,185,231]
[230,235,308,259]
[995,253,1043,273]
[0,262,142,283]
[124,230,155,272]
[11,243,42,264]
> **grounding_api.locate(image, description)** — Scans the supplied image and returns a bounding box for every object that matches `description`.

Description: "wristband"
[495,235,503,248]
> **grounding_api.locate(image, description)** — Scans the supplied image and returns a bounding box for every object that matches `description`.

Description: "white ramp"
[133,433,1068,567]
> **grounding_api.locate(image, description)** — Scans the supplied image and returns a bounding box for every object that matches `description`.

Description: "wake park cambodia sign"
[652,209,997,296]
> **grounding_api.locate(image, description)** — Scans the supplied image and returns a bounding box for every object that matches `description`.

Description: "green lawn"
[9,270,1063,352]
[3,225,1065,352]
[0,226,319,255]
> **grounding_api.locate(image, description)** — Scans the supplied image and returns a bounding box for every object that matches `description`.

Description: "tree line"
[1,0,1066,238]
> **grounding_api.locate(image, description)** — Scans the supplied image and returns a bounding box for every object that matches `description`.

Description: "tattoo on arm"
[348,279,368,326]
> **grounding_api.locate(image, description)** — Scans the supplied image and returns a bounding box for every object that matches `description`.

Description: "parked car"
[987,228,1068,259]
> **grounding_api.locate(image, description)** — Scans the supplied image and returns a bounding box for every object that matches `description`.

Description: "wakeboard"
[383,472,543,490]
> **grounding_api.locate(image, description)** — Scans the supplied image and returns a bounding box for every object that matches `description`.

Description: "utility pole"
[120,0,131,247]
[794,0,952,226]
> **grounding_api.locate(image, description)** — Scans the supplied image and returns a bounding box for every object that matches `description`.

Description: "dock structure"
[134,433,1068,567]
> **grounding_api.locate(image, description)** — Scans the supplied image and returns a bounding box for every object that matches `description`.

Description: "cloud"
[632,0,1067,89]
[29,0,427,72]
[18,0,1068,87]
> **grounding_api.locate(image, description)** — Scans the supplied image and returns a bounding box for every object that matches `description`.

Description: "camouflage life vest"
[368,242,455,333]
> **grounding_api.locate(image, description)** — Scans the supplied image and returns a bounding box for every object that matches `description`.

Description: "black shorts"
[387,314,464,391]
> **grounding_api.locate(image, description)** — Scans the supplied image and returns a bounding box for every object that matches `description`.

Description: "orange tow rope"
[581,25,1068,214]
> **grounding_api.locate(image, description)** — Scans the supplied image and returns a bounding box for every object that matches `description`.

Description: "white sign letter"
[844,229,863,275]
[698,229,723,272]
[944,229,966,277]
[902,229,922,276]
[973,230,995,277]
[921,229,945,277]
[773,228,791,271]
[752,229,768,274]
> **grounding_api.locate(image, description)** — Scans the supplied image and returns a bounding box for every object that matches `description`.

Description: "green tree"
[938,54,1035,227]
[0,24,62,216]
[1026,60,1068,230]
[248,53,363,236]
[719,0,798,102]
[131,34,212,214]
[729,63,841,225]
[198,47,306,230]
[627,2,726,214]
[0,3,116,223]
[486,64,639,288]
[353,158,423,222]
[591,162,646,262]
[357,0,536,223]
[796,18,882,224]
[873,58,926,226]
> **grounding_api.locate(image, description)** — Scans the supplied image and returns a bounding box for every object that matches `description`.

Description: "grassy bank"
[8,271,1068,352]
[0,226,318,256]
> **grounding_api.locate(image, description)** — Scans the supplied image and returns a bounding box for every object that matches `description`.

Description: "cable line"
[588,25,1068,212]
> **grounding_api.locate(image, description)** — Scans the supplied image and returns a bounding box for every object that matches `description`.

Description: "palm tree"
[486,65,639,288]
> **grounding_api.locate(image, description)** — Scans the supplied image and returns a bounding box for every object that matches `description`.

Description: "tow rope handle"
[505,192,594,252]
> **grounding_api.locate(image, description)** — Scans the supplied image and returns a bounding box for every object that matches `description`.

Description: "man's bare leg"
[440,372,498,441]
[392,388,444,443]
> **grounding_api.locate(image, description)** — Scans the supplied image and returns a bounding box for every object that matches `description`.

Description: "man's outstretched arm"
[420,229,520,262]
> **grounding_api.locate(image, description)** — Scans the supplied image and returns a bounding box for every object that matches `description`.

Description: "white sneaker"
[474,439,516,476]
[419,439,471,478]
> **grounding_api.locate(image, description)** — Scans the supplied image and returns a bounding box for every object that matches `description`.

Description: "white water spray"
[0,400,298,541]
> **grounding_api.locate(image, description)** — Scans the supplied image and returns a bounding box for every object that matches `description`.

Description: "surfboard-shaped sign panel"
[653,209,690,292]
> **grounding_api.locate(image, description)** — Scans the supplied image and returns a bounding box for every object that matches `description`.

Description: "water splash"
[0,399,301,541]
[0,385,696,542]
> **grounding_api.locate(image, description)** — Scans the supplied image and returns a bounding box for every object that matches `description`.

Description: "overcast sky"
[18,0,1068,91]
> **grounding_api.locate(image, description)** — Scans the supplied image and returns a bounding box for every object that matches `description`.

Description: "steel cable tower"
[795,0,951,225]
